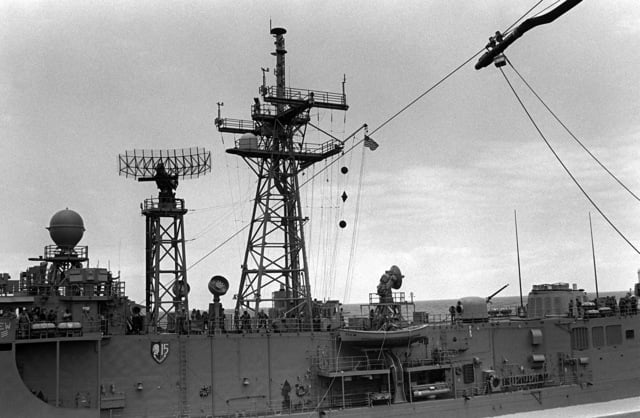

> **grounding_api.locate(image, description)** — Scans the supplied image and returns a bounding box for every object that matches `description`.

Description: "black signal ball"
[341,166,348,174]
[339,220,347,228]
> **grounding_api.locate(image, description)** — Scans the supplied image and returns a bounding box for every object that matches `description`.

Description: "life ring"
[489,375,502,392]
[295,384,309,397]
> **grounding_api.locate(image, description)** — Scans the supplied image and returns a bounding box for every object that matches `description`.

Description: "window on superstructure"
[462,363,475,384]
[625,329,634,339]
[592,326,604,348]
[571,327,589,350]
[606,325,622,346]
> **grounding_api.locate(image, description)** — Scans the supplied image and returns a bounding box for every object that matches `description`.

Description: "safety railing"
[215,117,256,133]
[232,137,341,157]
[312,355,387,372]
[142,197,185,211]
[203,316,333,335]
[16,319,110,340]
[43,245,88,260]
[262,86,347,109]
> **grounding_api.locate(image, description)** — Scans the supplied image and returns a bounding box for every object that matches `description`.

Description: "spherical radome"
[47,209,85,248]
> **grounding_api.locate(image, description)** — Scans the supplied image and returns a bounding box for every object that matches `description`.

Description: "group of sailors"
[569,293,638,317]
[16,306,73,327]
[172,307,326,334]
[235,309,323,333]
[9,306,104,338]
[618,293,638,315]
[133,305,321,334]
[175,306,284,334]
[448,301,464,324]
[237,309,269,332]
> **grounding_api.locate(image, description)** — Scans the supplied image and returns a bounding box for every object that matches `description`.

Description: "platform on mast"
[226,138,343,167]
[261,86,348,111]
[215,118,257,134]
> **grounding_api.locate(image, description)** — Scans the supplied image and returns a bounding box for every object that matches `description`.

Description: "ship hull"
[3,311,640,417]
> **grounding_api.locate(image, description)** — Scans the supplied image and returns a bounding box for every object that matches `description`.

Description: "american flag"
[363,135,379,151]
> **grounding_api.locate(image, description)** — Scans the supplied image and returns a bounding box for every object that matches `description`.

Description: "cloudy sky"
[2,0,640,310]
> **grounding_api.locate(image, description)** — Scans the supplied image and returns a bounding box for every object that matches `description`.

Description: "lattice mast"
[118,148,211,332]
[215,27,348,322]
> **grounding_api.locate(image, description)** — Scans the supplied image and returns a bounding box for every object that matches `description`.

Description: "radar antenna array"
[118,147,211,332]
[118,147,211,179]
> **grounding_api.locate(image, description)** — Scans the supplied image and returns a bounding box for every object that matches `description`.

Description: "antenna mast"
[118,147,211,332]
[215,27,348,322]
[589,212,599,302]
[514,209,524,314]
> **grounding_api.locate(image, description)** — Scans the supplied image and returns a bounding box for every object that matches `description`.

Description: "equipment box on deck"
[413,312,429,324]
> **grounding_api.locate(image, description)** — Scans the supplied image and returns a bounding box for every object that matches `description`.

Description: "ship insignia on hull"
[150,341,169,364]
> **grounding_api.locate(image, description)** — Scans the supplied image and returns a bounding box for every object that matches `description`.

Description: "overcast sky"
[1,1,640,310]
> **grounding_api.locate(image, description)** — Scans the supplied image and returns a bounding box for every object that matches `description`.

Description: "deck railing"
[312,355,387,372]
[16,319,110,340]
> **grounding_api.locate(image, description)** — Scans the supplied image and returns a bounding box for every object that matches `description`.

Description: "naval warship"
[2,1,640,417]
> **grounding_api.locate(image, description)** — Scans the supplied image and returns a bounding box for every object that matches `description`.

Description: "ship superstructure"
[2,4,640,418]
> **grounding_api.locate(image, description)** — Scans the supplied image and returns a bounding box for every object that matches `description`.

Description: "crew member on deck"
[241,310,252,332]
[177,307,187,334]
[449,305,456,323]
[569,299,574,317]
[257,310,268,332]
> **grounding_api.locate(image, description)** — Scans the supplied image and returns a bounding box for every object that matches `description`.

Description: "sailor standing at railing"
[257,309,268,332]
[18,309,30,338]
[240,310,252,333]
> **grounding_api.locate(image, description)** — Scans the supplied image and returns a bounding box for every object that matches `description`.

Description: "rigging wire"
[187,223,251,271]
[303,0,560,186]
[368,0,558,138]
[532,0,564,19]
[186,206,237,242]
[502,0,546,35]
[369,50,484,137]
[222,131,247,261]
[189,202,239,212]
[186,2,561,270]
[498,63,640,256]
[342,136,359,302]
[328,164,340,292]
[506,57,640,204]
[311,339,343,417]
[344,142,367,303]
[300,124,368,189]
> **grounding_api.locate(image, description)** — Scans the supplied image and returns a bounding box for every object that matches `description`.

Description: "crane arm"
[475,0,583,70]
